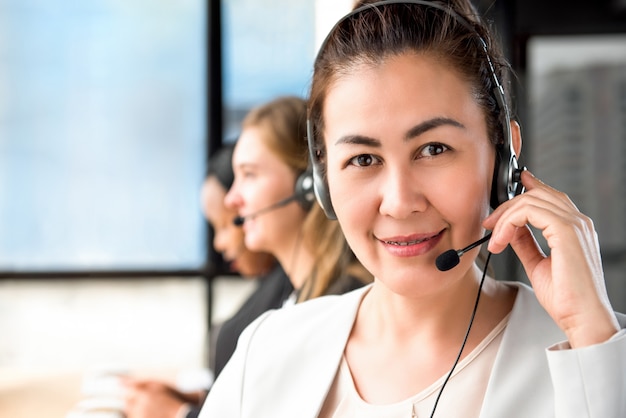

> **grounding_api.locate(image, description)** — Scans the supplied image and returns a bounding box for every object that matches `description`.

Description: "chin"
[244,237,263,254]
[378,263,448,295]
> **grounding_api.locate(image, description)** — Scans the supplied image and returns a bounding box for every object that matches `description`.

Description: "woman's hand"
[123,378,202,418]
[483,170,620,348]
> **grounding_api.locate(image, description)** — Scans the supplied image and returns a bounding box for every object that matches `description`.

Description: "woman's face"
[225,125,307,256]
[323,53,495,295]
[201,176,274,277]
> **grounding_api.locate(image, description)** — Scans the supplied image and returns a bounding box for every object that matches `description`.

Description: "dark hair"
[206,143,235,189]
[308,0,512,164]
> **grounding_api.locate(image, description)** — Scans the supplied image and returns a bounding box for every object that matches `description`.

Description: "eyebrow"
[234,162,259,172]
[334,117,465,146]
[405,117,465,141]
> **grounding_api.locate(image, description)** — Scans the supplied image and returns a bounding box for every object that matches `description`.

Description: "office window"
[528,35,626,251]
[528,35,626,311]
[0,0,207,271]
[221,0,317,139]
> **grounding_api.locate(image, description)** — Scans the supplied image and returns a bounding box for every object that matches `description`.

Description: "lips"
[377,229,445,257]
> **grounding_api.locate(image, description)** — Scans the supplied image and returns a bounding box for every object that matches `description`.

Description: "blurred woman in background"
[225,95,372,304]
[124,144,293,418]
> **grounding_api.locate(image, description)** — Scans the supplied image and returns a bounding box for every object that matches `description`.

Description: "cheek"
[243,229,262,252]
[331,180,368,217]
[433,165,492,236]
[327,167,373,244]
[242,185,262,207]
[254,174,295,208]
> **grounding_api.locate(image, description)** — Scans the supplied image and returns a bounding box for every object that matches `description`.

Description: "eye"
[419,143,449,158]
[241,169,256,179]
[348,154,380,167]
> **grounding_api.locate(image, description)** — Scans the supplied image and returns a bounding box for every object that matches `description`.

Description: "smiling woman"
[199,1,625,417]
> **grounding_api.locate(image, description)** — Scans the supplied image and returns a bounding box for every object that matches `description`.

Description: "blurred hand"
[123,378,203,418]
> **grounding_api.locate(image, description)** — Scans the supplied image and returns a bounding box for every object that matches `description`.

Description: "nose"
[378,167,427,219]
[224,183,242,210]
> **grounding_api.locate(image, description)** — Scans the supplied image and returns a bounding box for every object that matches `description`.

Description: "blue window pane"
[0,0,207,271]
[222,0,316,138]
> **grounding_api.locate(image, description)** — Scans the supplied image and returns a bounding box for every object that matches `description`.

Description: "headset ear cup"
[294,170,316,211]
[491,143,525,208]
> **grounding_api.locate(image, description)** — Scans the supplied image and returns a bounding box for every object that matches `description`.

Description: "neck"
[366,265,488,340]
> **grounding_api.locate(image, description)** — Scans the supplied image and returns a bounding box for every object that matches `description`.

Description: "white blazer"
[200,282,626,418]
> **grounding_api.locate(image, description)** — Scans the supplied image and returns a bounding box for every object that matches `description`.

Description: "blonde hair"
[242,96,371,302]
[298,204,371,302]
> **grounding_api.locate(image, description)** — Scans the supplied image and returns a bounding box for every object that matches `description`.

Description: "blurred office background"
[0,0,351,416]
[0,0,625,417]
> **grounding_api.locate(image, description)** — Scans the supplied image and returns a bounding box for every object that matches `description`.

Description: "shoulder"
[239,285,369,350]
[206,286,370,417]
[265,284,367,328]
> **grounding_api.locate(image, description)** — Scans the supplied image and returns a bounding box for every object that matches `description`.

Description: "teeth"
[386,238,427,246]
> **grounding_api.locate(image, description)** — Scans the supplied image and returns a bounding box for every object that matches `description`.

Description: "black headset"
[293,169,316,211]
[307,0,525,220]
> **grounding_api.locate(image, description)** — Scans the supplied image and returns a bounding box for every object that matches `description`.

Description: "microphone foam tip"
[435,250,460,272]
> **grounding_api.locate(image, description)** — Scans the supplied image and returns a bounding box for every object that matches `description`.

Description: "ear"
[510,120,522,157]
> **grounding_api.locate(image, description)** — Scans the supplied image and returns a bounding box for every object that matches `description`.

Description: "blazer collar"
[300,286,370,418]
[480,281,563,418]
[250,285,371,418]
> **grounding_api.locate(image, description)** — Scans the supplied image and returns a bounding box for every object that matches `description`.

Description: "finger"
[506,224,547,277]
[519,170,555,196]
[519,170,580,211]
[485,171,575,231]
[487,196,573,253]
